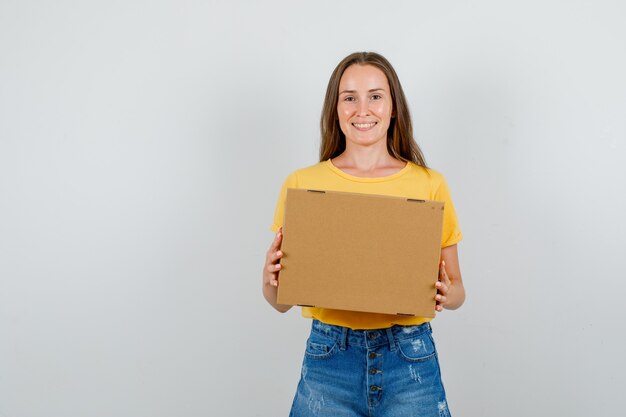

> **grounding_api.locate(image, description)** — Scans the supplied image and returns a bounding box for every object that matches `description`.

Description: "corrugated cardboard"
[277,188,444,317]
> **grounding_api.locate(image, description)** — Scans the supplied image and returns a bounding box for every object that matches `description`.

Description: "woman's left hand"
[435,260,451,312]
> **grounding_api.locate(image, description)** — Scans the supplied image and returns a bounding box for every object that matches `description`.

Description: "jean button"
[370,385,381,392]
[369,368,380,375]
[368,332,379,340]
[368,352,377,359]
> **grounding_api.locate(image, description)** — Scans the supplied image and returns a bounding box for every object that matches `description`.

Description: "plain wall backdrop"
[1,1,625,416]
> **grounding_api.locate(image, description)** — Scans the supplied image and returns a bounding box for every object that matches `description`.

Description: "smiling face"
[337,64,394,149]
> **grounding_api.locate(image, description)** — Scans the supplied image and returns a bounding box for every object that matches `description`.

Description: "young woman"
[263,52,465,417]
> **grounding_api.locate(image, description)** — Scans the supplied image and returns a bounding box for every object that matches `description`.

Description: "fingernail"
[277,251,282,256]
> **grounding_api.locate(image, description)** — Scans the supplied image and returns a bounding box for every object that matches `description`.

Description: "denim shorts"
[289,319,451,417]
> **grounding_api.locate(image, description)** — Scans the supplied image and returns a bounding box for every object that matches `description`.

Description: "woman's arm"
[262,228,292,313]
[435,244,465,311]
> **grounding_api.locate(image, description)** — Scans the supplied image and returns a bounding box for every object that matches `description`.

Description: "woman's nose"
[357,100,370,116]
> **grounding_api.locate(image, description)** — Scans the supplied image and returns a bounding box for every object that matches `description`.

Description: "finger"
[436,281,449,295]
[269,229,283,251]
[264,270,279,286]
[268,250,283,263]
[440,270,450,285]
[439,267,452,288]
[266,263,282,273]
[436,294,447,303]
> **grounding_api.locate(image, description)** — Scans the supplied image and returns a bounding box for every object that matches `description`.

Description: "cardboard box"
[277,188,444,317]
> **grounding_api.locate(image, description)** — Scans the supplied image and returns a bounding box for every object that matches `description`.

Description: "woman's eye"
[371,94,381,100]
[344,96,355,102]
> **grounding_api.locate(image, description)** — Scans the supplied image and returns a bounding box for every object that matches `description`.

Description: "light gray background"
[1,1,625,416]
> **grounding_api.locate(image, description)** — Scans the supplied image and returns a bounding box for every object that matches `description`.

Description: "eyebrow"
[339,88,386,95]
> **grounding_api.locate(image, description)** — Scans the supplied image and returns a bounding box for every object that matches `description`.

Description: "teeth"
[353,122,376,128]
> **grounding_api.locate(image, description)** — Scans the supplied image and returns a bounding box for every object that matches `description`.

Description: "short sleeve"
[270,172,299,232]
[434,175,463,247]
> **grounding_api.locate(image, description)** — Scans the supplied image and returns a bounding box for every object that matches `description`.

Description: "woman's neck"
[331,146,406,178]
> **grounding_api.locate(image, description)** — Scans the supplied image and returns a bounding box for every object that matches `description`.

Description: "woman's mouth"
[352,122,377,131]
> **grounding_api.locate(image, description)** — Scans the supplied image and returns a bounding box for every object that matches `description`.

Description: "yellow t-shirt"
[271,159,463,330]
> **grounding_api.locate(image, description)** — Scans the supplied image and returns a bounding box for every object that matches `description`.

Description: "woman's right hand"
[264,227,284,287]
[262,227,291,312]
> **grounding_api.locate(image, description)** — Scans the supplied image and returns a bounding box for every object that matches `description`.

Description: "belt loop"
[385,327,396,351]
[339,327,348,351]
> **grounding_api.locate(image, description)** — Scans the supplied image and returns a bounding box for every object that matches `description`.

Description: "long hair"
[319,52,426,167]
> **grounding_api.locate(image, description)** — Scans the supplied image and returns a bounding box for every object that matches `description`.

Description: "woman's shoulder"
[278,161,328,188]
[284,160,333,181]
[292,161,329,175]
[406,162,447,184]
